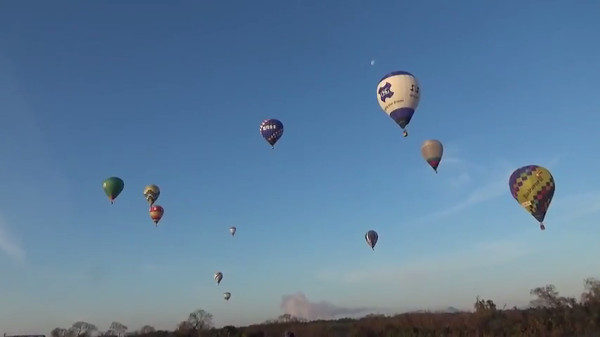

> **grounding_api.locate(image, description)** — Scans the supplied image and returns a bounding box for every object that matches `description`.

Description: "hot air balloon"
[421,139,444,173]
[376,71,420,137]
[149,205,164,226]
[224,292,231,301]
[260,119,284,148]
[103,177,125,204]
[509,165,555,231]
[214,272,223,285]
[365,230,378,250]
[143,184,160,206]
[229,226,237,236]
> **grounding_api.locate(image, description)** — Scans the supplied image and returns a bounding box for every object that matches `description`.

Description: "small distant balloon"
[214,272,223,285]
[260,118,284,148]
[376,71,421,137]
[224,292,231,301]
[370,59,375,66]
[143,184,160,206]
[365,230,378,250]
[102,177,125,204]
[229,226,237,236]
[509,165,555,231]
[421,139,444,173]
[149,205,164,226]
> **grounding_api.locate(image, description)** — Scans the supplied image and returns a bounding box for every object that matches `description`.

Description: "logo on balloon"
[378,82,394,102]
[261,124,277,131]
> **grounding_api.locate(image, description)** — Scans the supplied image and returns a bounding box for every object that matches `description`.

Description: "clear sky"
[1,0,600,334]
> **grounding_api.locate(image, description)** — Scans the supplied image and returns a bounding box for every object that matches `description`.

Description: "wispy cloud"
[437,143,473,190]
[139,262,186,273]
[544,154,564,170]
[414,168,512,224]
[0,215,26,263]
[448,171,472,189]
[140,263,161,272]
[435,175,507,218]
[551,191,600,224]
[316,239,531,286]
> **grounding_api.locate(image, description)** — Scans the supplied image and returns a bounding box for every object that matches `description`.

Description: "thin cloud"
[0,215,26,262]
[546,155,563,169]
[140,262,183,273]
[551,191,600,224]
[140,263,161,272]
[414,170,510,224]
[442,156,465,165]
[448,171,471,189]
[440,175,507,214]
[435,143,474,190]
[317,239,531,285]
[440,143,469,168]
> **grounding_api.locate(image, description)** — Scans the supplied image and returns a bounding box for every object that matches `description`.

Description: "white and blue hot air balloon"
[376,71,421,137]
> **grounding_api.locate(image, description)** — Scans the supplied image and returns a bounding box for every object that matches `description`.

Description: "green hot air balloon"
[103,177,124,204]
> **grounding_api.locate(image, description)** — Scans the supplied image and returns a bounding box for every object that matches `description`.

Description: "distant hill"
[407,306,463,314]
[439,306,462,313]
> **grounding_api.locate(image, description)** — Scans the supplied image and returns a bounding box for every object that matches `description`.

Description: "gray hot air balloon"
[214,272,223,285]
[229,226,237,236]
[421,139,444,173]
[143,184,160,206]
[224,292,231,301]
[365,230,378,250]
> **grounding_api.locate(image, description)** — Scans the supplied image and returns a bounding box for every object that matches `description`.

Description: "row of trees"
[53,277,600,337]
[51,310,212,337]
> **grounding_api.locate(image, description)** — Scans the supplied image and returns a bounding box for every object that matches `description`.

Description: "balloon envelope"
[149,205,164,225]
[143,184,160,205]
[376,71,420,130]
[260,119,284,147]
[229,226,237,236]
[421,139,444,172]
[508,165,555,227]
[103,177,124,203]
[224,292,231,300]
[214,272,223,285]
[365,230,378,250]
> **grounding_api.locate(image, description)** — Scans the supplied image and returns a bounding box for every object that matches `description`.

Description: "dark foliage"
[52,277,600,337]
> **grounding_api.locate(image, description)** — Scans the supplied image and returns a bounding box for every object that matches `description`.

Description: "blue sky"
[1,0,600,334]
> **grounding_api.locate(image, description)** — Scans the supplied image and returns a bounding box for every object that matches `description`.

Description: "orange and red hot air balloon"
[149,205,164,226]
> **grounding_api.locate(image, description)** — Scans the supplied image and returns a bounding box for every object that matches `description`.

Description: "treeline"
[52,277,600,337]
